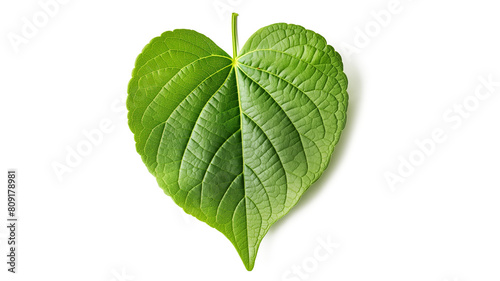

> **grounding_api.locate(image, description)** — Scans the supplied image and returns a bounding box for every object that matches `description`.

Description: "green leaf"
[127,13,348,270]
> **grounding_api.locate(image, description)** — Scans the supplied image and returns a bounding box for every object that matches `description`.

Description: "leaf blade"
[127,22,348,271]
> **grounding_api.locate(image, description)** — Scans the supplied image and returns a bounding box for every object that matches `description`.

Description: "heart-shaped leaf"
[127,13,348,270]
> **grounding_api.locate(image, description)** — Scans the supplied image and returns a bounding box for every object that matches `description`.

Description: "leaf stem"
[232,13,239,59]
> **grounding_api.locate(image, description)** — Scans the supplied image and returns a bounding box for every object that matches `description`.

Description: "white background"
[1,0,500,280]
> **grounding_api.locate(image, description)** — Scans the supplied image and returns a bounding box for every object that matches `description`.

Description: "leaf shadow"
[268,59,362,234]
